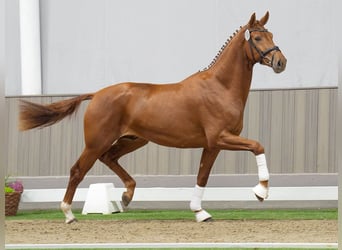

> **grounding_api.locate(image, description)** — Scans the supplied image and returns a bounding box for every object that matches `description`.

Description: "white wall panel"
[5,0,336,95]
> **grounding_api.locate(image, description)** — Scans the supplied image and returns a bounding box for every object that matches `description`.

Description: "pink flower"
[7,180,24,193]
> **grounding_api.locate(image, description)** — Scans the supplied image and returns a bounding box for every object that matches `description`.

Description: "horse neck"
[209,34,254,104]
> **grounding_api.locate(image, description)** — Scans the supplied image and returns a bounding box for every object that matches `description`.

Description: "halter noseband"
[247,28,280,65]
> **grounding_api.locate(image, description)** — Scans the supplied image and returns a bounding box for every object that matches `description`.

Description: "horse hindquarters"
[61,90,127,223]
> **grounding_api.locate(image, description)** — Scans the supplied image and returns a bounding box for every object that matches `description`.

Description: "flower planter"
[5,192,22,216]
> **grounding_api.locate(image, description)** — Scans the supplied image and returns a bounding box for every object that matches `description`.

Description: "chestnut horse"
[19,12,286,223]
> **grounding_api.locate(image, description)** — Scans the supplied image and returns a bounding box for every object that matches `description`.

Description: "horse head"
[244,11,287,73]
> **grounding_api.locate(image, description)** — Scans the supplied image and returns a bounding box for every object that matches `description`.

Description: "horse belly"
[128,115,207,148]
[146,129,207,148]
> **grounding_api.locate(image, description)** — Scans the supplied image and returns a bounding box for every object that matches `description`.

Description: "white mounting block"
[82,183,123,215]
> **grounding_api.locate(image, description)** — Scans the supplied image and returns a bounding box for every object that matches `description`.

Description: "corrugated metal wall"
[5,88,337,177]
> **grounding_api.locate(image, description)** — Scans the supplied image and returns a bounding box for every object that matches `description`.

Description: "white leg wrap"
[190,185,204,211]
[256,154,269,181]
[61,202,76,224]
[190,185,212,222]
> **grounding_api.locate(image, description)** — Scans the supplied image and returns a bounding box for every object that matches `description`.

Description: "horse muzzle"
[271,52,287,73]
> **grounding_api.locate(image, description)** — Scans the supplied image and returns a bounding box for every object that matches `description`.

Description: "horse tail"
[19,93,94,131]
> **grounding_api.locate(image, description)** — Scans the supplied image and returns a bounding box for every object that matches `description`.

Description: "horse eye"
[254,36,262,42]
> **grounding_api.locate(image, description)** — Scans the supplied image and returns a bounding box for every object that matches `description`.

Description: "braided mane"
[201,26,243,71]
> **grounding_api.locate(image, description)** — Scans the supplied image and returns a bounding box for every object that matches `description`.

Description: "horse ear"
[248,13,256,27]
[259,11,269,26]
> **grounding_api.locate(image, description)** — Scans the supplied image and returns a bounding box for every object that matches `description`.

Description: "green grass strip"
[6,208,337,221]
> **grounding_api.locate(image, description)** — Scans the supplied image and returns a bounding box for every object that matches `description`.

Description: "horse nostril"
[277,60,282,68]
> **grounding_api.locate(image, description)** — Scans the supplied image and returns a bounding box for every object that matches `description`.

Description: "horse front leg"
[216,132,269,201]
[191,148,220,222]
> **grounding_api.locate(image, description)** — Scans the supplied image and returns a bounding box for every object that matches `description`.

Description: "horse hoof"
[203,217,213,222]
[253,183,269,202]
[66,218,78,224]
[195,209,212,222]
[122,192,132,207]
[254,194,264,202]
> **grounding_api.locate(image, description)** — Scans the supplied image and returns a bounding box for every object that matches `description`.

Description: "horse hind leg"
[99,136,148,206]
[61,147,100,224]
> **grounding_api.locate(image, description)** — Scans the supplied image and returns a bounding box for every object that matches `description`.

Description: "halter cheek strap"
[246,29,280,65]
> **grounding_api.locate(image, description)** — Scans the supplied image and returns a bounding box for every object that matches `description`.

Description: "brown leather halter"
[247,28,280,66]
